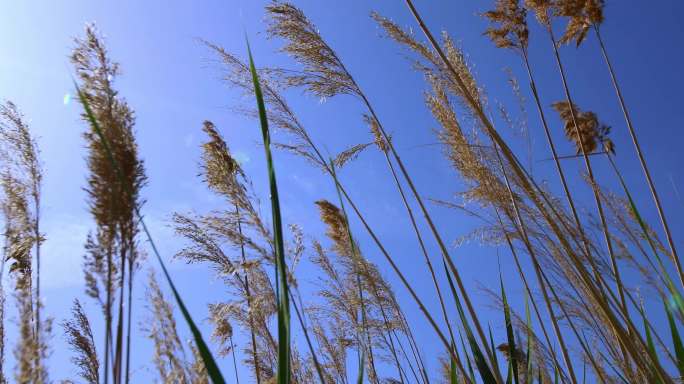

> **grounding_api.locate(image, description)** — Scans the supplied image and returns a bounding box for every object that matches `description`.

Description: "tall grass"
[0,1,682,383]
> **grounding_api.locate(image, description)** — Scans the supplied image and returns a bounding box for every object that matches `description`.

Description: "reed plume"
[551,101,613,155]
[72,24,147,384]
[62,300,100,384]
[144,272,209,384]
[0,101,43,343]
[174,119,284,381]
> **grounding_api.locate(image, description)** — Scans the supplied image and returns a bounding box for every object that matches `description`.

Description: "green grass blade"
[642,303,662,384]
[551,367,556,384]
[246,37,291,384]
[500,274,519,384]
[458,328,476,384]
[505,360,512,384]
[74,82,226,384]
[357,350,365,384]
[451,344,460,384]
[611,157,684,316]
[443,260,497,384]
[489,325,500,373]
[664,299,684,378]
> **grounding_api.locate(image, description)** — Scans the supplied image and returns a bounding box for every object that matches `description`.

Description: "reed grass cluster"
[0,1,681,383]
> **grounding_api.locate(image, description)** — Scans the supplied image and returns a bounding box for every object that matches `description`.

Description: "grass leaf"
[443,260,497,384]
[246,37,291,384]
[664,299,684,378]
[500,274,519,384]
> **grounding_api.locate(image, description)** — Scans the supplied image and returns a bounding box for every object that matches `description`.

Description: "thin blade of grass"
[500,274,519,384]
[246,37,291,384]
[451,343,460,384]
[357,350,365,384]
[642,303,663,384]
[458,328,477,384]
[664,299,684,378]
[74,82,225,384]
[443,260,497,384]
[505,361,512,384]
[489,325,500,372]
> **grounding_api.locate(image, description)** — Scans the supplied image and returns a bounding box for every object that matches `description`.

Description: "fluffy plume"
[265,1,360,99]
[201,120,243,196]
[203,40,326,171]
[552,101,614,154]
[524,0,554,26]
[555,0,605,46]
[364,114,388,153]
[483,0,529,50]
[72,23,147,384]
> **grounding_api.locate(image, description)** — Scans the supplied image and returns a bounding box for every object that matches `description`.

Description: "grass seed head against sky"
[1,0,684,382]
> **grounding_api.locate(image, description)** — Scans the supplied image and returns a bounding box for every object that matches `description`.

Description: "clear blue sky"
[1,0,683,382]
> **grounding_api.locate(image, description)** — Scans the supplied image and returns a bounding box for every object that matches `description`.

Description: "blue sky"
[1,0,683,382]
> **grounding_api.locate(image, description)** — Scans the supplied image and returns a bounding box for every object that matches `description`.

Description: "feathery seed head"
[483,0,529,50]
[266,1,360,99]
[555,0,605,46]
[552,101,613,155]
[315,200,352,258]
[201,120,243,197]
[524,0,554,26]
[364,114,388,153]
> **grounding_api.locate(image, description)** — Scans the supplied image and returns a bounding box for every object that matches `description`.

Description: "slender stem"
[113,226,128,384]
[32,192,40,372]
[334,175,470,381]
[235,203,262,384]
[402,1,670,381]
[521,49,594,264]
[104,242,112,384]
[229,334,240,384]
[383,151,456,347]
[393,329,422,384]
[545,24,627,315]
[594,25,683,290]
[492,141,577,384]
[124,260,134,384]
[289,291,326,383]
[492,209,568,384]
[331,16,500,376]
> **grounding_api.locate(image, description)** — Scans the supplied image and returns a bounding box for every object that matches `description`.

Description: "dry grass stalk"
[314,200,408,383]
[207,31,462,381]
[402,1,675,381]
[266,5,493,379]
